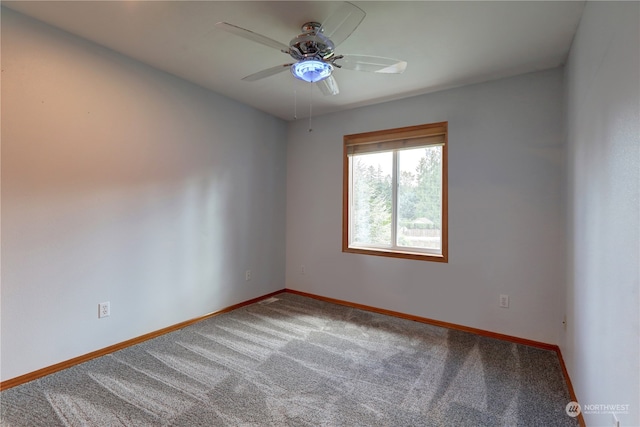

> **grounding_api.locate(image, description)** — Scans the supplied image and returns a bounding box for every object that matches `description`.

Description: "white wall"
[1,9,287,382]
[564,2,640,425]
[286,68,566,345]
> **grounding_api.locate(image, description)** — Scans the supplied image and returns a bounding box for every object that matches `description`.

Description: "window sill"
[343,246,448,263]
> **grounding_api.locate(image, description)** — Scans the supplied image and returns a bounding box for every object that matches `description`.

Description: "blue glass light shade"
[290,60,333,83]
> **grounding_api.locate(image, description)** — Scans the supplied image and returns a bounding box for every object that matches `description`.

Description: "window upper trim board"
[346,135,445,155]
[344,123,447,146]
[342,121,449,263]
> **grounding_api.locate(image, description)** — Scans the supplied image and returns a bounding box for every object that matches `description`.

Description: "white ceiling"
[4,1,585,121]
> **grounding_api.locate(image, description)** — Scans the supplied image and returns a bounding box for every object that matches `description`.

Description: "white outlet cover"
[499,294,509,308]
[98,302,110,318]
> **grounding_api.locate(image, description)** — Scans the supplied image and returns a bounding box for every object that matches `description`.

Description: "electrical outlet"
[98,302,110,318]
[499,294,509,308]
[245,270,251,281]
[301,265,306,275]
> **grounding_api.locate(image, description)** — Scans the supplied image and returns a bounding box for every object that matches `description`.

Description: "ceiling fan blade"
[316,75,340,96]
[338,55,408,74]
[242,64,293,82]
[320,2,366,47]
[215,22,289,52]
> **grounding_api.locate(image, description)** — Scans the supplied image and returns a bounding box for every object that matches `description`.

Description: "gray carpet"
[1,293,578,426]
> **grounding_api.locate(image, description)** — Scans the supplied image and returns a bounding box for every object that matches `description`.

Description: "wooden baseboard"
[285,289,557,349]
[0,289,285,391]
[555,345,586,427]
[284,288,585,427]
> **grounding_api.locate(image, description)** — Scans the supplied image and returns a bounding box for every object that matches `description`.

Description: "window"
[343,122,448,262]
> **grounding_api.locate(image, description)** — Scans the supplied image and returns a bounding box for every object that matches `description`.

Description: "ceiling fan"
[215,2,407,96]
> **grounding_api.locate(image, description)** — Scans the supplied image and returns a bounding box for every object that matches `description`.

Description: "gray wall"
[286,68,566,345]
[564,2,640,425]
[1,9,287,381]
[4,5,639,419]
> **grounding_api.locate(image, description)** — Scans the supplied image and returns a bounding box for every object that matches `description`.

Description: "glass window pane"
[351,152,393,246]
[397,146,442,251]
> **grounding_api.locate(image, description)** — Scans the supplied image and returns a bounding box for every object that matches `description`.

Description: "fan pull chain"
[293,89,297,120]
[308,82,313,132]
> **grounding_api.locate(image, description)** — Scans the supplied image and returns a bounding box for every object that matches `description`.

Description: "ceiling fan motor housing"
[288,22,335,61]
